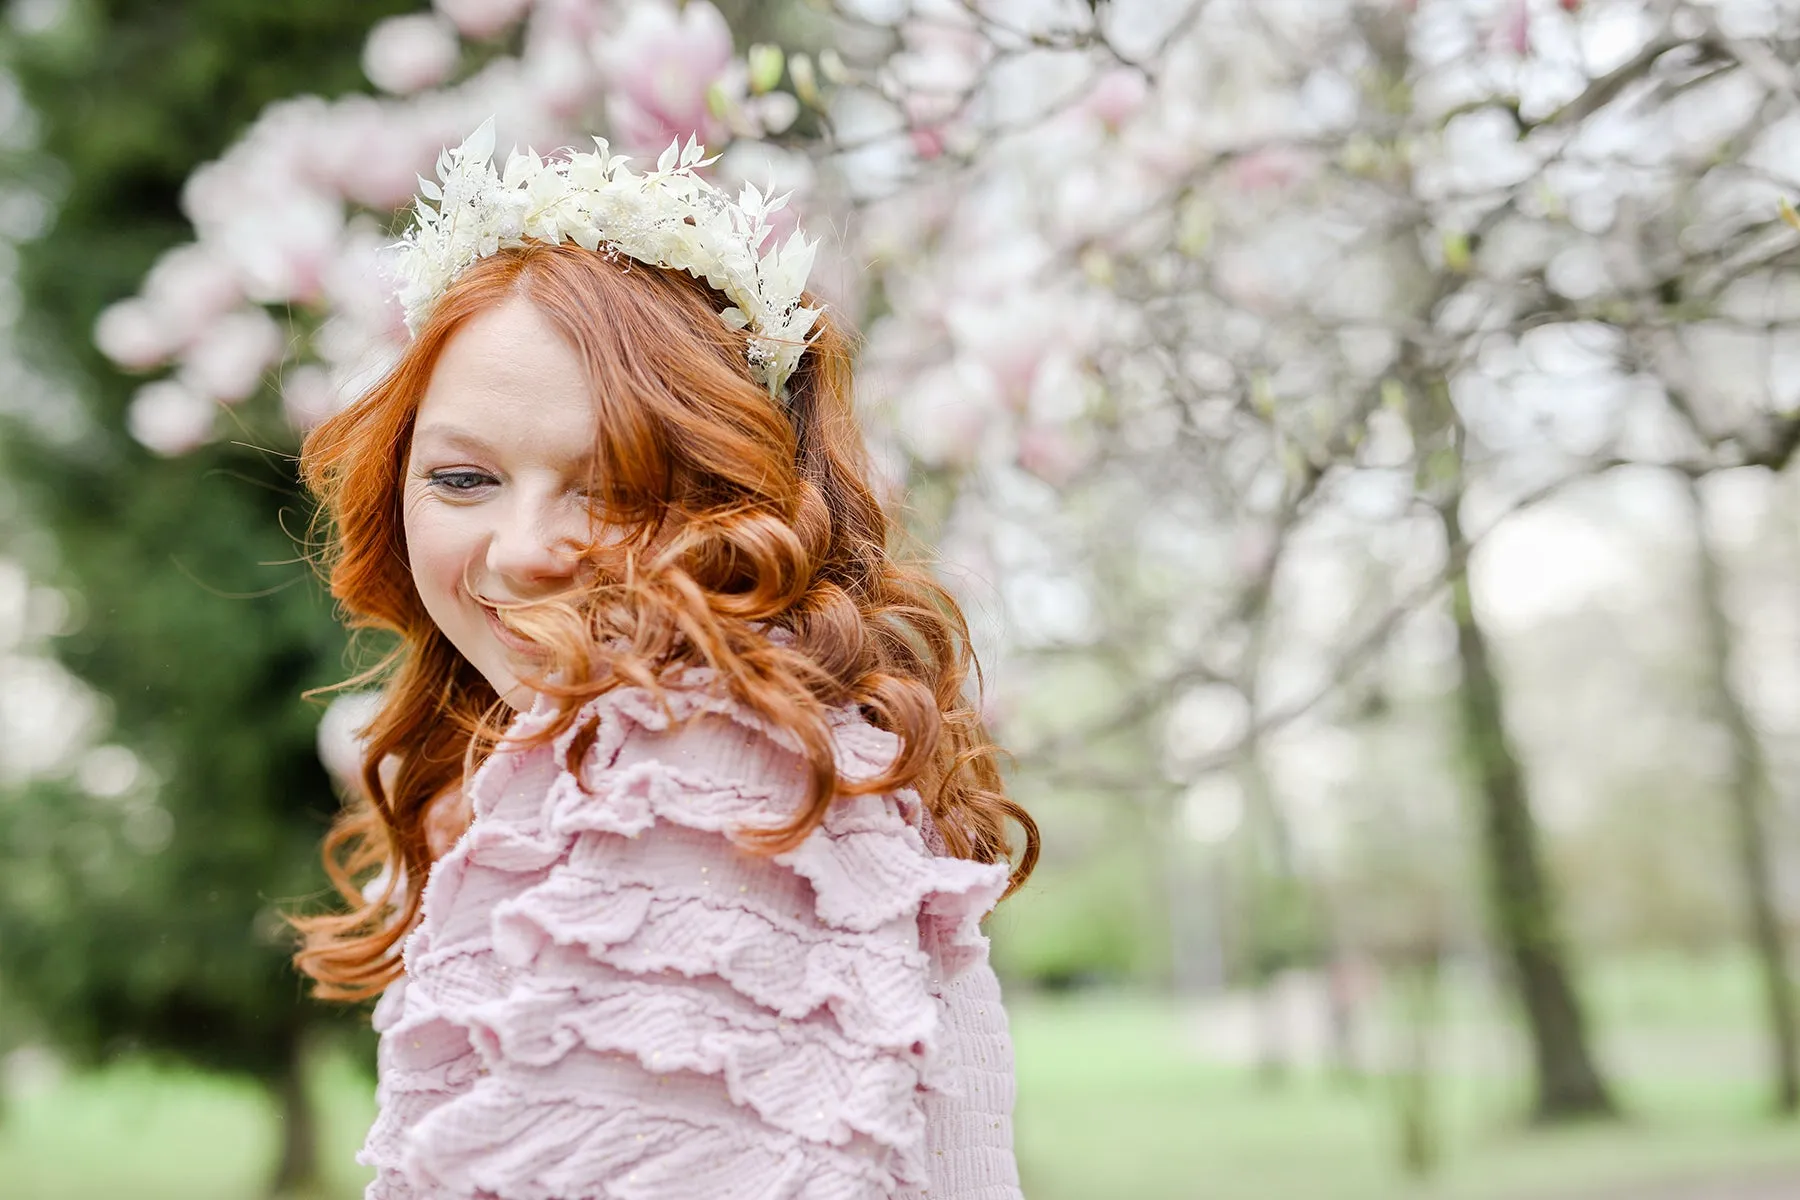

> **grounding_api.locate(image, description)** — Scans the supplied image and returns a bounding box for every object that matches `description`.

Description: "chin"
[474,657,535,712]
[452,641,532,714]
[498,680,537,712]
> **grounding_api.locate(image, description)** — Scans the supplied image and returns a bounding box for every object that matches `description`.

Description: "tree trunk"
[1166,836,1226,996]
[1391,943,1442,1178]
[1237,745,1308,1086]
[266,1022,320,1198]
[1441,498,1616,1121]
[1686,476,1800,1115]
[1327,950,1367,1088]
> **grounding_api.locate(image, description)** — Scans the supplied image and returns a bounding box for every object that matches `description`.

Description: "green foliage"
[1236,863,1326,979]
[0,0,416,1079]
[990,845,1168,987]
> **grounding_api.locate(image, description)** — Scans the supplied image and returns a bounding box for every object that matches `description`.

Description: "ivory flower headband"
[392,118,823,396]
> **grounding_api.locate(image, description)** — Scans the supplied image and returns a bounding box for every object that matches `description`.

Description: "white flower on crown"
[392,117,824,395]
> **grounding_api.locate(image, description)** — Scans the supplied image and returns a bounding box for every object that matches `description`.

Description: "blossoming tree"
[12,0,1800,1160]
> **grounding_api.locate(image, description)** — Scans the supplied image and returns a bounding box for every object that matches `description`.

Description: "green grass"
[0,1047,376,1200]
[3,954,1799,1199]
[1011,991,1800,1200]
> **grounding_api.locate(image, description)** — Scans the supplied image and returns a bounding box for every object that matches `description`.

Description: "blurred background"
[3,0,1800,1197]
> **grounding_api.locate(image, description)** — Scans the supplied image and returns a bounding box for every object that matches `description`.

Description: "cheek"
[402,494,479,614]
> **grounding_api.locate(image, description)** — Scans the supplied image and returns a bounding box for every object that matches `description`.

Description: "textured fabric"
[361,665,1024,1199]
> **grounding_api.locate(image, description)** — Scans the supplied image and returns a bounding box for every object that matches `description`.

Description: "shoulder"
[500,660,900,811]
[376,663,1017,1196]
[481,664,1009,952]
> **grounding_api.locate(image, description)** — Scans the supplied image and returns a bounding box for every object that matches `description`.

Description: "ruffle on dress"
[360,668,1012,1200]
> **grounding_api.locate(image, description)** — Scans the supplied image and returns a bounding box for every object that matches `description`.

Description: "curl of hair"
[289,243,1039,1002]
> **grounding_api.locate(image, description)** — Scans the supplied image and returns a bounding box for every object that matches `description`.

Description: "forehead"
[412,295,597,462]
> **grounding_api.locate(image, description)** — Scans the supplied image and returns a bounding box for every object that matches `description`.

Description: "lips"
[478,600,541,657]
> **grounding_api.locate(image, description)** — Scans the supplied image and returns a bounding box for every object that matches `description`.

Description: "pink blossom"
[595,0,732,152]
[93,300,175,371]
[433,0,530,40]
[532,0,605,41]
[280,364,341,431]
[363,14,460,96]
[1016,424,1085,487]
[126,380,216,456]
[946,297,1061,410]
[312,222,411,400]
[313,313,405,407]
[218,193,343,304]
[1215,246,1276,313]
[987,348,1040,411]
[1225,145,1312,193]
[910,125,947,161]
[316,690,382,786]
[1499,0,1531,55]
[1027,350,1098,427]
[522,33,599,119]
[325,98,436,210]
[891,18,988,126]
[179,159,237,229]
[521,0,608,117]
[312,221,408,406]
[1085,68,1148,133]
[1232,526,1276,577]
[175,306,284,403]
[901,87,963,141]
[322,221,406,335]
[895,362,995,467]
[185,96,323,223]
[140,243,242,350]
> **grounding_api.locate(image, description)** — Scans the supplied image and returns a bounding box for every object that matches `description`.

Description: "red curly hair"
[290,242,1038,1001]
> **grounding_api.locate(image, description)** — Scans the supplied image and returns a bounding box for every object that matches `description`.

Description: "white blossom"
[395,119,822,395]
[593,0,732,151]
[362,14,460,96]
[126,380,216,456]
[316,690,383,787]
[280,363,340,431]
[176,307,285,403]
[93,300,175,372]
[432,0,531,40]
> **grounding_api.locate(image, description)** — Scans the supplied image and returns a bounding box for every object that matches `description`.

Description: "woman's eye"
[426,470,496,493]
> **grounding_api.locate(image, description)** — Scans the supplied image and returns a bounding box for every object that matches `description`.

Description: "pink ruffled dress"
[360,667,1024,1199]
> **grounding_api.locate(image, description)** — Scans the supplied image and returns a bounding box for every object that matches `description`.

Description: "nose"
[484,494,586,593]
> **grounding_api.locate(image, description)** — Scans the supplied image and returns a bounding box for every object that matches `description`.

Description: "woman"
[292,123,1038,1198]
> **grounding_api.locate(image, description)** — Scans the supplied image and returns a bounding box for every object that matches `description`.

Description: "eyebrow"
[411,423,601,474]
[411,424,494,456]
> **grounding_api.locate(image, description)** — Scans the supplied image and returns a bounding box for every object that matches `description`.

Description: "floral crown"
[393,118,823,396]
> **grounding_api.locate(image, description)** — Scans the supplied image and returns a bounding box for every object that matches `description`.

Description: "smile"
[478,601,542,656]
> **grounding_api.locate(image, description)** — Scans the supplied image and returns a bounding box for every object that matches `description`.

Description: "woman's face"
[403,295,602,709]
